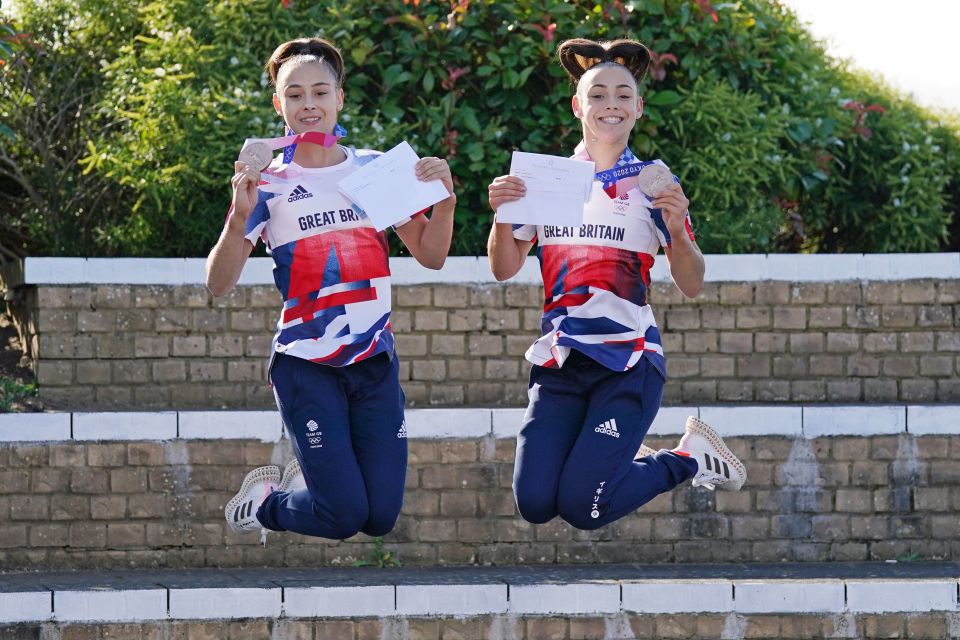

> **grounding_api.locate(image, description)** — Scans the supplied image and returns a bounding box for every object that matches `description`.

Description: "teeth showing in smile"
[599,116,623,124]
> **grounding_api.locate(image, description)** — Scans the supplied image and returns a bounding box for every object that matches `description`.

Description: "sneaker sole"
[685,416,747,490]
[225,465,280,534]
[278,459,302,493]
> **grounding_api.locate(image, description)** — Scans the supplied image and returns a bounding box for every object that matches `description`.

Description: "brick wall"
[7,613,956,640]
[14,279,960,410]
[0,433,955,571]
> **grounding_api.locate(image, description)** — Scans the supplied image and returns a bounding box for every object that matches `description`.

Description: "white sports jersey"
[244,146,417,367]
[512,149,694,375]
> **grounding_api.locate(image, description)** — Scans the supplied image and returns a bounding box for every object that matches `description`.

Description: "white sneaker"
[278,459,306,493]
[225,465,281,537]
[636,443,658,458]
[677,416,746,491]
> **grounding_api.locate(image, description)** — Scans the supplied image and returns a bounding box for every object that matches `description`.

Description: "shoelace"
[260,528,269,547]
[692,473,729,491]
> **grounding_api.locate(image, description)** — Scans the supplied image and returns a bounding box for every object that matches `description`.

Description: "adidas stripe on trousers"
[513,350,698,530]
[258,352,407,539]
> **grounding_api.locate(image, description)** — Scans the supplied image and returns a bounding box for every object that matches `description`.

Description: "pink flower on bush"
[694,0,719,22]
[442,65,468,91]
[531,15,556,42]
[648,50,678,82]
[844,100,886,139]
[444,129,459,157]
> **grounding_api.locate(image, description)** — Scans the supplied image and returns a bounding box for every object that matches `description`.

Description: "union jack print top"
[511,146,695,376]
[244,146,416,367]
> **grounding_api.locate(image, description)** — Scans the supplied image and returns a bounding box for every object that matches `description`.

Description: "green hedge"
[1,0,957,256]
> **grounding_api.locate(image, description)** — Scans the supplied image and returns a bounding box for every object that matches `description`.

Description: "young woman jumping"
[487,38,746,531]
[207,37,456,543]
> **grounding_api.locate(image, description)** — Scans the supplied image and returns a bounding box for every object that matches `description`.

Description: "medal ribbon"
[573,140,658,197]
[281,123,348,163]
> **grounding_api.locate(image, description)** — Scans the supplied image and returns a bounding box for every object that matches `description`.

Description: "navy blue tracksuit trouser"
[513,351,697,530]
[257,352,407,539]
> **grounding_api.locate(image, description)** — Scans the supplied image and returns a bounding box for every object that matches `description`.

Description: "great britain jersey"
[511,146,695,377]
[244,146,415,367]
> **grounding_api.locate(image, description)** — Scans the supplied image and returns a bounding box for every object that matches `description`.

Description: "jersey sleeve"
[243,190,273,247]
[511,222,538,244]
[391,207,428,230]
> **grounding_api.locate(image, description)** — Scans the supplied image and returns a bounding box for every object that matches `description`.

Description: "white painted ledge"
[284,585,395,618]
[0,413,70,442]
[733,581,845,614]
[699,406,803,437]
[622,580,731,613]
[509,583,621,615]
[168,587,281,620]
[395,584,508,616]
[15,254,960,286]
[2,405,959,442]
[803,406,906,438]
[846,580,957,613]
[72,412,177,441]
[4,578,960,623]
[907,405,960,435]
[53,589,167,622]
[0,592,50,623]
[178,411,283,442]
[404,408,491,439]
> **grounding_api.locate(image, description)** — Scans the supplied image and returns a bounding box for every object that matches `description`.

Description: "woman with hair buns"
[487,38,746,531]
[207,37,456,543]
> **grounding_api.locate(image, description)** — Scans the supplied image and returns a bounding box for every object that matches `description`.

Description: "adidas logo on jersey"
[595,418,620,438]
[397,421,407,439]
[288,184,313,202]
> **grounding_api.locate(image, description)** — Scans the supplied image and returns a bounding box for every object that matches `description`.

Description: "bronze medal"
[636,164,673,198]
[237,141,273,172]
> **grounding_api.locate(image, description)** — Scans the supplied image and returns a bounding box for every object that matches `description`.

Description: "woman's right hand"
[487,175,526,216]
[229,161,260,230]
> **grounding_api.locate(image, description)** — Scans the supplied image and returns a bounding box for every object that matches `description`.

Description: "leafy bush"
[0,0,140,256]
[651,78,797,253]
[1,0,957,256]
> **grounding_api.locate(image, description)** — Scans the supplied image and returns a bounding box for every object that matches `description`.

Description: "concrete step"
[2,405,958,443]
[1,406,959,571]
[2,563,959,626]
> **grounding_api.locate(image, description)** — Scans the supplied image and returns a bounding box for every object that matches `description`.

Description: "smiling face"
[272,58,343,135]
[571,63,643,145]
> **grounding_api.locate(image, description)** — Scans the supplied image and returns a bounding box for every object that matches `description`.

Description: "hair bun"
[557,38,650,84]
[266,37,345,86]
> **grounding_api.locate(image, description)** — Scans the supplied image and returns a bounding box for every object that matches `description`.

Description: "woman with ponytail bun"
[209,36,457,545]
[486,38,746,532]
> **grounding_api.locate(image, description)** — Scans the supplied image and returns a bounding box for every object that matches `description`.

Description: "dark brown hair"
[265,37,344,87]
[556,38,650,86]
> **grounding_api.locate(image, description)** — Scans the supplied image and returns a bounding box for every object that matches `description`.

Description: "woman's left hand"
[416,157,456,203]
[651,183,690,237]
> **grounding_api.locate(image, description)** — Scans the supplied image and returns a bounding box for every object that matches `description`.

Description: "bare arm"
[394,157,456,270]
[206,162,258,297]
[654,182,705,298]
[486,175,533,281]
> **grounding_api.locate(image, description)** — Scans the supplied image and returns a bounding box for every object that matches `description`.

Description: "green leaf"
[460,107,481,135]
[645,90,684,106]
[787,121,812,143]
[0,122,15,141]
[422,69,434,92]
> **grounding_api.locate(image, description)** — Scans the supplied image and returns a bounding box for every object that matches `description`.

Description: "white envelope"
[337,141,449,231]
[496,151,595,227]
